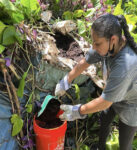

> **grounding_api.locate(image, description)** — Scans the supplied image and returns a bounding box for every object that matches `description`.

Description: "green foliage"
[11,114,23,136]
[113,0,137,42]
[25,91,33,113]
[79,144,90,150]
[2,26,22,46]
[0,44,5,53]
[0,0,24,24]
[72,84,80,100]
[77,20,86,35]
[113,0,124,15]
[63,11,73,20]
[106,129,119,150]
[17,64,31,98]
[20,0,40,20]
[0,21,6,33]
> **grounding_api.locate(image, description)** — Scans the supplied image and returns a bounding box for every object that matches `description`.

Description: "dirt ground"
[54,32,84,62]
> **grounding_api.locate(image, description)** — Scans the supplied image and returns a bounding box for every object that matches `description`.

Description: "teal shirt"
[85,45,137,126]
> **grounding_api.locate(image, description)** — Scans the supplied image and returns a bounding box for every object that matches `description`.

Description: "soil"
[36,98,63,129]
[54,32,84,62]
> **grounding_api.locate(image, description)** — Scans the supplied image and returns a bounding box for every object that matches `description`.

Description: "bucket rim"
[33,115,67,132]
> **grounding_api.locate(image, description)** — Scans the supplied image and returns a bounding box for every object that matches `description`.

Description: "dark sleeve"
[85,47,102,64]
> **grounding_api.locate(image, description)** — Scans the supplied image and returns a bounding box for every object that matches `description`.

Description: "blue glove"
[59,104,87,121]
[55,74,71,96]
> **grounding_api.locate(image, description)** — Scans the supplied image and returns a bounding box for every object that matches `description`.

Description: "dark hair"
[92,13,137,54]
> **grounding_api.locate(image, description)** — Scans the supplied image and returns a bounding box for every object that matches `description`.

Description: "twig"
[3,68,15,113]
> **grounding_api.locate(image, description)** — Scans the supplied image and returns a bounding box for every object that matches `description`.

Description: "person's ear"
[110,35,117,44]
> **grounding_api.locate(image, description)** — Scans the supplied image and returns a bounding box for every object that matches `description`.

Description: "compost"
[54,32,84,62]
[36,99,63,129]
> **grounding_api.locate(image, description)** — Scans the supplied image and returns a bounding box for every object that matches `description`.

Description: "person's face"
[91,29,110,56]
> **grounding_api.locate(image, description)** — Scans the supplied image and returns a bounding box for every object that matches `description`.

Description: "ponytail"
[117,15,137,54]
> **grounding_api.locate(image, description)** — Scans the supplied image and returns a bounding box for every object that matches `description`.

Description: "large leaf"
[77,20,86,35]
[17,64,31,98]
[113,0,124,15]
[0,21,6,34]
[2,26,16,45]
[11,114,23,136]
[2,26,22,46]
[20,0,39,12]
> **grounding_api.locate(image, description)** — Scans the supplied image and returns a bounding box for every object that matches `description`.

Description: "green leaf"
[20,0,40,12]
[26,104,32,113]
[73,9,84,18]
[15,32,22,46]
[56,0,60,3]
[84,8,95,17]
[0,44,5,53]
[0,0,17,11]
[11,11,24,23]
[131,32,137,43]
[80,144,90,150]
[63,11,73,20]
[106,129,119,150]
[2,26,16,46]
[125,15,137,26]
[17,64,31,98]
[11,114,23,136]
[113,0,124,15]
[77,20,86,35]
[25,91,34,112]
[133,0,137,5]
[0,21,6,34]
[73,84,80,100]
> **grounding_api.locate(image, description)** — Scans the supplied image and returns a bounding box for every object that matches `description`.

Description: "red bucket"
[33,112,67,150]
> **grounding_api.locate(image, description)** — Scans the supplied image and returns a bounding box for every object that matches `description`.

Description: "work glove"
[59,104,87,121]
[55,74,71,97]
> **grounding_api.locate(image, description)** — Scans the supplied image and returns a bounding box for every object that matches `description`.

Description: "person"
[55,14,137,150]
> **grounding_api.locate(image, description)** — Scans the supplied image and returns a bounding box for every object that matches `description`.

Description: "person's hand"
[59,104,87,121]
[55,74,71,97]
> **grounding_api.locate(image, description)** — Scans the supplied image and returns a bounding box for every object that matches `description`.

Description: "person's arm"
[59,96,113,121]
[68,58,90,83]
[55,58,90,96]
[80,96,113,115]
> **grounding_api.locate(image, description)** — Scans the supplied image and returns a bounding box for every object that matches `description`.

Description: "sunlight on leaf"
[73,84,80,100]
[106,129,119,150]
[73,10,84,18]
[20,0,40,12]
[77,20,86,35]
[113,0,124,15]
